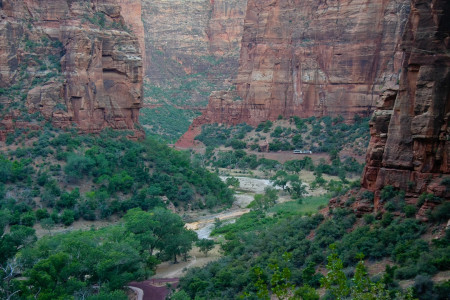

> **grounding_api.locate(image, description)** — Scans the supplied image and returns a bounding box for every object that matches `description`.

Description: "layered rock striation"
[177,0,411,146]
[0,0,144,140]
[141,0,247,105]
[140,0,247,141]
[362,0,450,209]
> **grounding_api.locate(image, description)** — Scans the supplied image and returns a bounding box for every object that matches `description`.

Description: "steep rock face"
[0,0,143,140]
[362,0,450,210]
[116,0,146,71]
[140,0,247,141]
[177,0,410,145]
[208,0,248,56]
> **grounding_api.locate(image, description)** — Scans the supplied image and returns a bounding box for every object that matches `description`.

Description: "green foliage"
[140,105,201,143]
[404,205,417,218]
[61,209,75,226]
[64,154,95,181]
[1,133,234,227]
[320,245,350,299]
[196,239,215,257]
[179,201,444,299]
[195,123,252,148]
[124,208,197,262]
[0,225,36,264]
[18,225,149,299]
[87,290,128,300]
[248,187,279,211]
[428,202,450,223]
[225,176,240,188]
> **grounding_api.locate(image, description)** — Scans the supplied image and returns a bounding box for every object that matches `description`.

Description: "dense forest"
[175,194,450,299]
[0,128,233,228]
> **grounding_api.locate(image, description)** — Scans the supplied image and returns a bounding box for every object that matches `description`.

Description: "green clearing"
[268,195,330,216]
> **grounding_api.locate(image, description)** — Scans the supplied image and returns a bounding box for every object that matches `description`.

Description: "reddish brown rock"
[208,0,248,56]
[177,0,410,145]
[141,0,247,107]
[361,0,450,210]
[0,0,143,140]
[116,0,146,71]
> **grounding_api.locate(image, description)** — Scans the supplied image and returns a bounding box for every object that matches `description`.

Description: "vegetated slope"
[0,0,144,140]
[195,115,369,156]
[0,128,234,230]
[175,191,450,299]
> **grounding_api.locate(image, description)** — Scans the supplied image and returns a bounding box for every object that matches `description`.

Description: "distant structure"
[293,150,312,154]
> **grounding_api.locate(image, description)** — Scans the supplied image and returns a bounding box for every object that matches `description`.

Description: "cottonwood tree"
[196,239,215,257]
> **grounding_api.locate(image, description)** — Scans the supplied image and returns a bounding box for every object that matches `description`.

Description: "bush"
[64,154,95,181]
[35,209,50,220]
[20,212,36,227]
[429,202,450,223]
[404,205,417,218]
[381,212,393,227]
[61,209,75,226]
[361,190,374,201]
[363,214,375,224]
[380,185,396,201]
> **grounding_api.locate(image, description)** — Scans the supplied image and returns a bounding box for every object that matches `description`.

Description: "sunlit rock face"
[362,0,450,210]
[0,0,144,140]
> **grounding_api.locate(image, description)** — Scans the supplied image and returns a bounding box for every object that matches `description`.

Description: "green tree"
[61,209,75,226]
[320,244,350,299]
[272,170,289,191]
[225,176,240,188]
[250,188,278,211]
[64,154,94,181]
[196,239,215,257]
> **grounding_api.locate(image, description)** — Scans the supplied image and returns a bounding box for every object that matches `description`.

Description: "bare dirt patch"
[153,245,221,279]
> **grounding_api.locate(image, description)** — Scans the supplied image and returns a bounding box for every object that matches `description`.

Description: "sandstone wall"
[140,0,247,141]
[141,0,247,104]
[0,0,144,140]
[362,0,450,208]
[177,0,411,145]
[116,0,146,71]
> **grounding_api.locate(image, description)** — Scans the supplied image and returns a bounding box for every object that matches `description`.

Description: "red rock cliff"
[177,0,411,146]
[116,0,146,71]
[362,0,450,207]
[0,0,143,140]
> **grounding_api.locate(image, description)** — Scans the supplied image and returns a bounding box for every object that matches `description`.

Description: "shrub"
[404,205,417,218]
[61,209,75,226]
[429,202,450,223]
[20,212,36,227]
[64,154,95,181]
[381,212,393,227]
[380,185,396,201]
[363,214,375,224]
[361,190,374,201]
[35,209,50,220]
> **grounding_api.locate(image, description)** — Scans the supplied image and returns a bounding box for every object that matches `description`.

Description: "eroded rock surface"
[361,0,450,212]
[177,0,411,145]
[0,0,144,140]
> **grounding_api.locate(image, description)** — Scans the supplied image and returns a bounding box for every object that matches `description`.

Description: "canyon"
[176,0,450,204]
[0,0,144,140]
[177,0,411,140]
[0,0,449,203]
